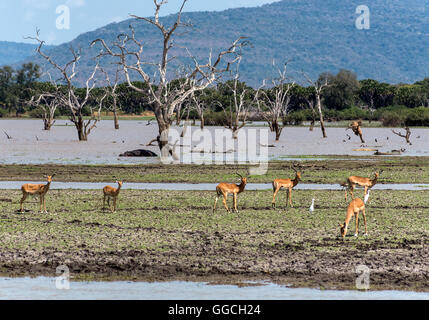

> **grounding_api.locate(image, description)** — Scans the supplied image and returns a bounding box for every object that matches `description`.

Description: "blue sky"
[1,0,278,45]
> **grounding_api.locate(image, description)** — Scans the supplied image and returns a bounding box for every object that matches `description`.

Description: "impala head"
[115,180,123,187]
[44,174,55,183]
[236,173,247,185]
[291,163,302,181]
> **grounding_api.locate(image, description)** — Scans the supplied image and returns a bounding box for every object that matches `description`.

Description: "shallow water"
[0,182,428,191]
[1,120,428,165]
[1,277,428,300]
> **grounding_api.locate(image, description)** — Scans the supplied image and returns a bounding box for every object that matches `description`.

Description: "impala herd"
[17,165,383,239]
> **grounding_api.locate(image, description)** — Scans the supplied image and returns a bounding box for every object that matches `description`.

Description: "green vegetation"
[1,158,429,184]
[0,188,428,290]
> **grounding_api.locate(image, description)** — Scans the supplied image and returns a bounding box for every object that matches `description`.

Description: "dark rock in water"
[119,149,158,157]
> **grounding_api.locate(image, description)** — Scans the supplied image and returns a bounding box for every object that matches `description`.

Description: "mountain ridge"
[13,0,429,87]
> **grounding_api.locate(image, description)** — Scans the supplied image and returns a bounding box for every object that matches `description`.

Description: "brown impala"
[213,173,247,213]
[20,174,55,213]
[339,198,368,238]
[272,163,302,209]
[342,170,383,201]
[103,181,123,213]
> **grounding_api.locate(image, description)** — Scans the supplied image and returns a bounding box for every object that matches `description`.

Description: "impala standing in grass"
[339,198,368,239]
[272,164,302,209]
[20,175,55,213]
[342,170,383,201]
[213,173,247,213]
[103,181,123,213]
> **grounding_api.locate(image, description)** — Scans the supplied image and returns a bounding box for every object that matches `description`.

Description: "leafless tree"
[392,127,412,145]
[100,67,121,129]
[303,73,330,138]
[190,91,208,130]
[255,61,295,141]
[221,57,252,139]
[28,93,59,131]
[91,0,246,158]
[28,31,102,141]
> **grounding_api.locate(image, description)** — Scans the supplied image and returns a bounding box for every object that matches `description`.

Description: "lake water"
[1,277,428,300]
[2,120,429,165]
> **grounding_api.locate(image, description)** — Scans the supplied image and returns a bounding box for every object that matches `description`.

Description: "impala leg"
[44,195,48,213]
[233,193,238,213]
[362,208,368,236]
[222,193,230,213]
[213,196,218,213]
[350,185,355,200]
[103,194,106,210]
[288,188,293,208]
[354,213,359,237]
[39,195,44,213]
[272,187,280,209]
[344,187,348,201]
[364,186,368,200]
[20,193,28,213]
[112,197,117,213]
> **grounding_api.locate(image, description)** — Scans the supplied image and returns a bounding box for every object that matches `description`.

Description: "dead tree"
[100,67,121,129]
[27,72,61,131]
[91,0,246,158]
[191,91,208,130]
[222,57,251,139]
[303,73,330,138]
[392,127,412,145]
[347,120,365,143]
[255,61,295,141]
[28,31,102,141]
[28,93,59,131]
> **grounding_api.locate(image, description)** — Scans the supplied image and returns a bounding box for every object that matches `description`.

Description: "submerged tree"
[255,61,295,141]
[29,31,102,141]
[91,0,247,158]
[303,73,330,138]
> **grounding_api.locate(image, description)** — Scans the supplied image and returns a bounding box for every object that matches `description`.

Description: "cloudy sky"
[1,0,278,45]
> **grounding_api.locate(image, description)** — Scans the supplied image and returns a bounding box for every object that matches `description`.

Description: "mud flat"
[0,189,428,291]
[1,120,429,165]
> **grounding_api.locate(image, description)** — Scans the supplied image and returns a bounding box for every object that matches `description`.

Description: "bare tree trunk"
[113,96,119,130]
[200,113,204,130]
[113,109,119,130]
[316,95,327,138]
[43,117,55,131]
[274,120,282,141]
[75,116,88,141]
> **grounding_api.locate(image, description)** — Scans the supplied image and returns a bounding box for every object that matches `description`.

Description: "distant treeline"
[1,64,428,127]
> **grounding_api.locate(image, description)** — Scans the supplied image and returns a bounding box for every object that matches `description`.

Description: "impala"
[103,181,123,213]
[272,164,302,209]
[213,173,247,213]
[20,175,55,213]
[347,120,365,143]
[342,170,383,201]
[339,198,367,238]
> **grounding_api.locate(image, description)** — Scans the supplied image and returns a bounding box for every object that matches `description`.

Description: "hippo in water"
[119,149,158,157]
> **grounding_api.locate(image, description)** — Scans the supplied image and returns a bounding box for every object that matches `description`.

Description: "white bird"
[364,190,370,204]
[309,198,315,214]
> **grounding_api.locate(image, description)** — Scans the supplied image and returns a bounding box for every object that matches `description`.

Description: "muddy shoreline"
[1,243,428,291]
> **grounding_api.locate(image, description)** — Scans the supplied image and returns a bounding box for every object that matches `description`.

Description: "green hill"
[19,0,429,87]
